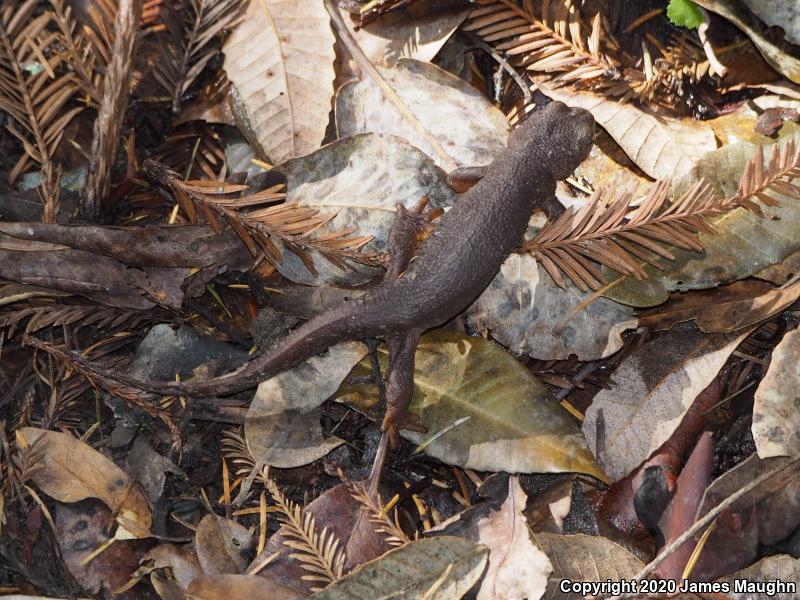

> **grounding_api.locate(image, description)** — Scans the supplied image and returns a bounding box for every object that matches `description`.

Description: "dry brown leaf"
[17,427,152,539]
[639,279,800,333]
[718,554,800,598]
[543,86,717,180]
[582,324,750,482]
[753,327,800,458]
[533,533,644,600]
[138,544,203,589]
[195,514,254,576]
[223,0,336,164]
[55,501,146,596]
[311,536,489,600]
[187,574,307,600]
[257,482,389,595]
[336,58,509,170]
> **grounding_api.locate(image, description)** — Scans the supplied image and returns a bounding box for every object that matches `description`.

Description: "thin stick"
[462,33,532,105]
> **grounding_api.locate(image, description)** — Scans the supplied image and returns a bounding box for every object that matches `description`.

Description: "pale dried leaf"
[543,86,717,180]
[753,328,800,458]
[467,253,636,360]
[223,0,336,163]
[337,4,468,67]
[533,533,644,600]
[582,324,750,482]
[17,427,152,539]
[336,58,508,170]
[245,341,366,468]
[275,133,455,285]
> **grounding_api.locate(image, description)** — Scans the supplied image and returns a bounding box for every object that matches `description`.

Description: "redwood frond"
[143,160,383,275]
[527,135,800,290]
[154,0,246,113]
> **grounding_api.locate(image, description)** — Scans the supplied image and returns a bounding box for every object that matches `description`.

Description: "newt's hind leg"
[385,197,442,281]
[367,328,425,494]
[382,328,425,448]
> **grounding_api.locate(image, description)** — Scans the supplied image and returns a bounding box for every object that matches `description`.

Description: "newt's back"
[372,101,595,331]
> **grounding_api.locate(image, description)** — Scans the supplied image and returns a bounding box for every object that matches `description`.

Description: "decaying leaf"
[311,536,488,600]
[338,330,605,479]
[697,453,800,548]
[245,341,366,468]
[467,253,637,361]
[543,86,717,180]
[17,427,152,539]
[223,0,336,164]
[533,533,644,600]
[582,324,749,481]
[274,133,455,285]
[753,328,800,458]
[138,544,203,589]
[195,514,254,576]
[431,476,552,600]
[336,58,509,170]
[55,501,145,596]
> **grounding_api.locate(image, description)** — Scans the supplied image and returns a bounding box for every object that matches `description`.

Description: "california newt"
[82,101,595,444]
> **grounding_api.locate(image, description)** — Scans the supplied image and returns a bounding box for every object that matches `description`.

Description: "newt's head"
[510,101,595,180]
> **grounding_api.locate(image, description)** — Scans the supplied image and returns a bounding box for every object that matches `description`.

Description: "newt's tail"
[106,296,393,397]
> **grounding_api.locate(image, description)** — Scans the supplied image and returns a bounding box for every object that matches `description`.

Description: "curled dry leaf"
[533,533,644,600]
[467,253,637,361]
[336,58,509,170]
[311,536,489,600]
[542,86,717,180]
[195,514,254,576]
[245,341,366,468]
[753,328,800,458]
[138,544,203,589]
[223,0,336,164]
[274,133,455,285]
[17,427,152,539]
[338,330,605,479]
[582,323,750,482]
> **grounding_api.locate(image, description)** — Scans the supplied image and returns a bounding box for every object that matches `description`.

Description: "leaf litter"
[3,0,800,598]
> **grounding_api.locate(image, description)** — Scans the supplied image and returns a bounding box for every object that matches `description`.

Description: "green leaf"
[337,330,605,480]
[667,0,704,29]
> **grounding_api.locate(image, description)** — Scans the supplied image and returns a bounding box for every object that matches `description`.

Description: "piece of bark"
[81,0,142,220]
